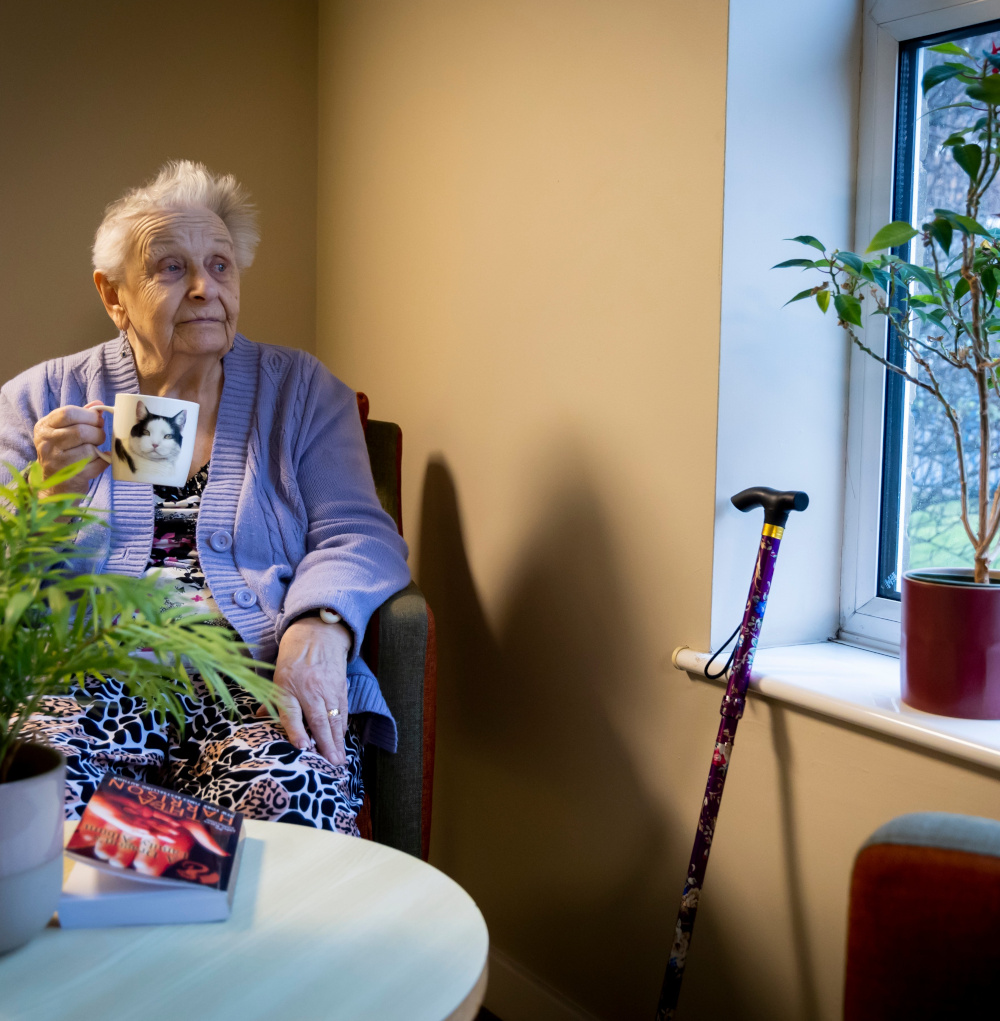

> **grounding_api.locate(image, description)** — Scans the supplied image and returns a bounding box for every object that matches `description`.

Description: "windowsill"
[672,642,1000,772]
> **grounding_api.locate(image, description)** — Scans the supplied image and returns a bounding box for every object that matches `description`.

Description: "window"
[881,18,1000,598]
[842,0,1000,651]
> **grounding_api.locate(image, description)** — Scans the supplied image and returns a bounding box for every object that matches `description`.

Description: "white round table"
[0,821,489,1021]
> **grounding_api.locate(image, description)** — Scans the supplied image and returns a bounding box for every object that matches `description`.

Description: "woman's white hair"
[92,160,260,283]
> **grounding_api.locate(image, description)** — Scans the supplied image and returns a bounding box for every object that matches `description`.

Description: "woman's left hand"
[259,617,352,766]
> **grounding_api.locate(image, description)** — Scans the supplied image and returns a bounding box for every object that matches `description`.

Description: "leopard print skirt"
[21,676,364,834]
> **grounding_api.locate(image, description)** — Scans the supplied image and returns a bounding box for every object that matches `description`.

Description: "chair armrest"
[364,580,436,859]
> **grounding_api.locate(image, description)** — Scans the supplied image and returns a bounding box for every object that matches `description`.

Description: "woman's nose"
[187,268,218,301]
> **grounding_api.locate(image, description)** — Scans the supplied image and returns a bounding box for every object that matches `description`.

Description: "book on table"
[59,772,245,928]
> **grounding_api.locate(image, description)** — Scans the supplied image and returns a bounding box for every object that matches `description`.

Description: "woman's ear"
[93,271,129,332]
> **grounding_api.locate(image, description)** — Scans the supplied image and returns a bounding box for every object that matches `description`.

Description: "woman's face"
[114,207,240,365]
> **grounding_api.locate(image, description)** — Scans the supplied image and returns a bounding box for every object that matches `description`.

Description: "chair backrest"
[357,391,403,537]
[355,392,436,861]
[844,812,1000,1019]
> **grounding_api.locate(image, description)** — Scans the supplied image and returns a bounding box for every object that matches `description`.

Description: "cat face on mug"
[114,401,186,474]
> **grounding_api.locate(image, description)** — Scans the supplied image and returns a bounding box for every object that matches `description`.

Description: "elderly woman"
[0,161,410,833]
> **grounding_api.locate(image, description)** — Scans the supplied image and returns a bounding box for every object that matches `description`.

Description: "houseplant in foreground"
[0,460,277,952]
[778,40,1000,718]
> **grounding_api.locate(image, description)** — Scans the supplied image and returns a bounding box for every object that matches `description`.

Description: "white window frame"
[841,0,1000,652]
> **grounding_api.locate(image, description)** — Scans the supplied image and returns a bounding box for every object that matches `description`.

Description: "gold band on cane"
[762,523,785,539]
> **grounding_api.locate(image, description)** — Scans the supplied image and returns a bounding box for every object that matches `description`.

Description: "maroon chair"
[843,812,1000,1019]
[354,393,436,861]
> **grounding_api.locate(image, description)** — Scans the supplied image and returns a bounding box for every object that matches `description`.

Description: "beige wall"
[0,0,318,382]
[317,4,1000,1021]
[317,1,727,1016]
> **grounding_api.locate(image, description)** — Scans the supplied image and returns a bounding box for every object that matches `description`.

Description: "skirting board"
[484,946,603,1021]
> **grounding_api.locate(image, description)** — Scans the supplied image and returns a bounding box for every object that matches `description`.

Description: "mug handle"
[93,405,115,463]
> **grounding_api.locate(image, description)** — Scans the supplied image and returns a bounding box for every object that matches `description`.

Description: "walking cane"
[655,486,808,1020]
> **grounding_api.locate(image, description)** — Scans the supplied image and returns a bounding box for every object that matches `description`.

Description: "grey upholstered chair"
[357,397,436,861]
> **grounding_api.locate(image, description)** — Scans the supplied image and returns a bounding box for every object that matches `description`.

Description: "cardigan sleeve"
[0,349,110,487]
[0,368,53,487]
[273,359,411,661]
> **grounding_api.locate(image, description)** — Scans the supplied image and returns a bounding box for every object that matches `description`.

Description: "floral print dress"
[146,463,227,623]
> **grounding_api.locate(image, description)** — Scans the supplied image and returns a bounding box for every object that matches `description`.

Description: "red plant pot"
[901,569,1000,719]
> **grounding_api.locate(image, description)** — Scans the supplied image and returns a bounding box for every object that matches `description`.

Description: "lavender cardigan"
[0,335,411,751]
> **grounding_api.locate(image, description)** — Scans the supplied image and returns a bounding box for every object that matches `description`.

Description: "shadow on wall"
[418,453,759,1020]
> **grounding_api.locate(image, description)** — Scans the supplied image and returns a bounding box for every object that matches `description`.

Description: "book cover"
[66,773,243,889]
[60,773,245,928]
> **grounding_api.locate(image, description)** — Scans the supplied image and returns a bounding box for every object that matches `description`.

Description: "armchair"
[843,811,1000,1018]
[355,395,437,861]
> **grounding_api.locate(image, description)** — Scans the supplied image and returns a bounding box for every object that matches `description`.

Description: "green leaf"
[785,235,826,252]
[928,217,953,254]
[834,293,863,327]
[772,258,820,269]
[46,587,70,643]
[923,63,966,93]
[952,143,983,178]
[783,288,816,306]
[871,267,891,292]
[898,261,939,291]
[929,42,973,59]
[954,276,970,302]
[3,589,35,638]
[949,211,993,235]
[965,79,1000,103]
[941,132,969,147]
[866,221,919,253]
[911,267,943,292]
[983,265,999,301]
[932,101,975,113]
[816,289,830,313]
[913,307,949,328]
[836,251,865,273]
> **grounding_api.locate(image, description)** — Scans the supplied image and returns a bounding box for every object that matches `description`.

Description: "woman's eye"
[164,263,181,273]
[213,262,227,273]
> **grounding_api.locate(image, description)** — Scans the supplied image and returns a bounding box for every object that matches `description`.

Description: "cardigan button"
[209,530,233,552]
[233,587,257,609]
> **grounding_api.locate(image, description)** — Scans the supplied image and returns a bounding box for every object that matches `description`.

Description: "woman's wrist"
[290,607,341,625]
[284,613,352,649]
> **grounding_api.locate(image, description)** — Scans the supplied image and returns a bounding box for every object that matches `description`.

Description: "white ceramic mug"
[95,393,200,486]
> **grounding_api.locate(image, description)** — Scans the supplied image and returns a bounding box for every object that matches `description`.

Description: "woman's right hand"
[33,399,110,494]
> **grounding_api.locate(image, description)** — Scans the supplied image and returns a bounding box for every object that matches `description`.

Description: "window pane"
[882,23,1000,594]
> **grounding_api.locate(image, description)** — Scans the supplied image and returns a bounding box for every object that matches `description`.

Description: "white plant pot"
[0,743,65,954]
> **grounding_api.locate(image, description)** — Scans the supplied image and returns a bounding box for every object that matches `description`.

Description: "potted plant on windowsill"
[778,41,1000,718]
[0,461,276,954]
